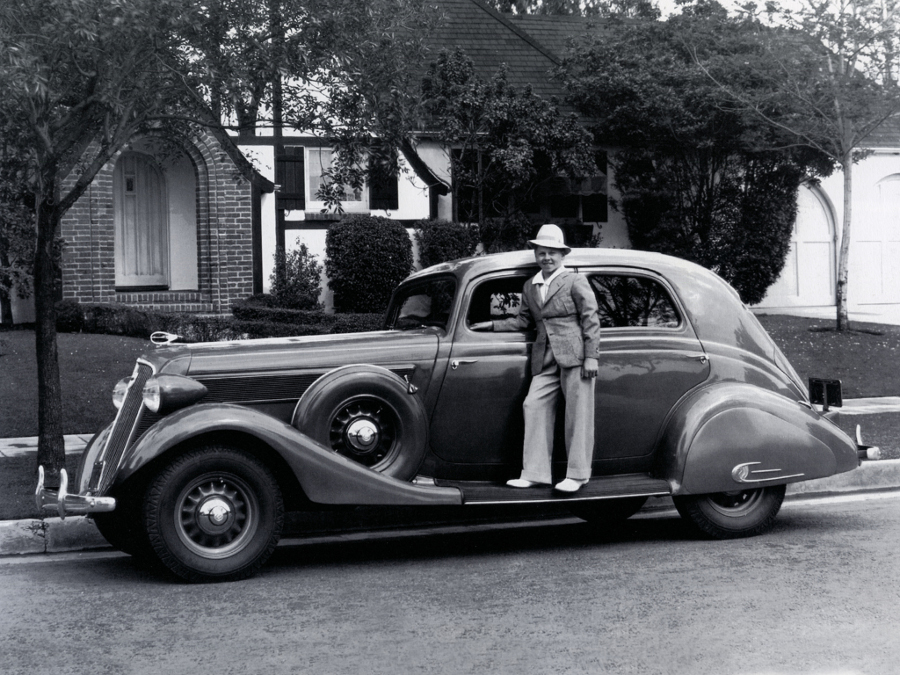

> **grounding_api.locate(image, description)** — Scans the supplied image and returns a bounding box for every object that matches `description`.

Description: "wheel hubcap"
[346,419,380,452]
[175,475,259,559]
[708,489,762,517]
[329,398,398,468]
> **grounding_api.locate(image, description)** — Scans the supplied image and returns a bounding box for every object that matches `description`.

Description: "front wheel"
[673,485,786,540]
[143,446,284,582]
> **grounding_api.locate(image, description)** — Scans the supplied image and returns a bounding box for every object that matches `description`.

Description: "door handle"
[451,359,478,370]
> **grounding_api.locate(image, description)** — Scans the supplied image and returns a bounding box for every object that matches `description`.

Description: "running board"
[436,474,671,505]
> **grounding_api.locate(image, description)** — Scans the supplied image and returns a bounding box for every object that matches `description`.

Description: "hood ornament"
[150,331,182,346]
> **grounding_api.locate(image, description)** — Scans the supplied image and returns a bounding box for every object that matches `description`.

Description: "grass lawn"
[756,314,900,399]
[1,315,898,521]
[0,328,153,437]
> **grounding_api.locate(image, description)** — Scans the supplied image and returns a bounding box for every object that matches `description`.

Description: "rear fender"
[115,403,461,507]
[661,383,858,496]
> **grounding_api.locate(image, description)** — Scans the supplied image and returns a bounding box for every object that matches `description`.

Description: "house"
[9,0,898,324]
[756,118,900,323]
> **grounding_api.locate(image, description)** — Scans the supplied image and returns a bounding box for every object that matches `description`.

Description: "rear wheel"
[143,445,284,582]
[673,485,786,539]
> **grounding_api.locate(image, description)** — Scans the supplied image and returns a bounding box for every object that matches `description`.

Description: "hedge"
[55,299,385,342]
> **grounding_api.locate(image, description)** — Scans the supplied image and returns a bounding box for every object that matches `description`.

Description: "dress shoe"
[506,478,548,488]
[554,478,589,493]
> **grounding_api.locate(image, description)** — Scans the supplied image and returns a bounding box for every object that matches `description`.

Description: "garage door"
[852,174,900,305]
[757,185,835,309]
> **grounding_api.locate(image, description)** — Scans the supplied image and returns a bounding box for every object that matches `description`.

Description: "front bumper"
[34,467,116,519]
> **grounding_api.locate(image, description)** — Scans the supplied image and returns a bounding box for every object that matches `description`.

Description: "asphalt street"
[2,490,899,675]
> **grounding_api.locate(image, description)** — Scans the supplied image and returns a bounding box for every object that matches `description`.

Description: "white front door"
[114,152,169,288]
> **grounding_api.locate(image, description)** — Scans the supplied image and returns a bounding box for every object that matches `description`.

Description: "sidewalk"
[4,397,900,557]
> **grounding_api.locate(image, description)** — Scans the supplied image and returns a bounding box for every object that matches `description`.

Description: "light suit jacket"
[498,270,602,376]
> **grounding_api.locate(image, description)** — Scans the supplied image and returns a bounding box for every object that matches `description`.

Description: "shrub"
[269,242,323,310]
[478,212,537,253]
[325,214,413,313]
[413,219,477,268]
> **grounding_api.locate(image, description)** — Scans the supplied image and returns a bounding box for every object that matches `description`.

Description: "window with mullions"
[589,274,680,328]
[308,147,363,203]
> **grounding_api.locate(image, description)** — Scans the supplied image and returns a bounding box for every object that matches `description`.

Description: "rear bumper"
[855,424,881,462]
[35,467,116,520]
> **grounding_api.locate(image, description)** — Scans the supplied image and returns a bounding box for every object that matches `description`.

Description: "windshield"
[386,277,458,331]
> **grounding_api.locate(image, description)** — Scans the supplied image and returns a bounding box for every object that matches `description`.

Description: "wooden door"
[114,152,168,288]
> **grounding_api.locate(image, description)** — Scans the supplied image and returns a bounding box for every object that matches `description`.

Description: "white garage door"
[852,174,900,305]
[757,185,835,309]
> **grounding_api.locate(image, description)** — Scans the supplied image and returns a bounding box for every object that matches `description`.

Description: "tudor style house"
[7,0,900,324]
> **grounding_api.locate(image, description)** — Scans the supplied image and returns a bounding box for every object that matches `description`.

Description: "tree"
[692,0,900,329]
[420,48,596,224]
[0,0,437,481]
[486,0,659,16]
[559,2,832,303]
[0,119,34,326]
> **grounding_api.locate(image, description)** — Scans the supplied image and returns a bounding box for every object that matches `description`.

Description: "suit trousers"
[519,348,595,484]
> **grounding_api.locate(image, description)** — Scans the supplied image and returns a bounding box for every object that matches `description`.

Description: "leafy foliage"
[325,215,413,313]
[420,49,596,222]
[486,0,659,16]
[413,219,478,268]
[559,3,832,304]
[269,242,323,310]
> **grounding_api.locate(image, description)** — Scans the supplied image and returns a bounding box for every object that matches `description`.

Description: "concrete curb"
[3,459,899,558]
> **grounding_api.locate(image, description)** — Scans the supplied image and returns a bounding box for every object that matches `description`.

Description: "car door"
[583,268,710,473]
[428,272,534,466]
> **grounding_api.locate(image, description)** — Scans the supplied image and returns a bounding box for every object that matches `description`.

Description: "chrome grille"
[91,361,153,494]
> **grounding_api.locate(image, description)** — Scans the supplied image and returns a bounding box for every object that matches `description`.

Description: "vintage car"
[36,248,867,582]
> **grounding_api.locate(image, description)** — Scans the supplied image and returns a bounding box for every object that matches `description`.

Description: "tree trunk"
[0,288,12,325]
[33,191,65,484]
[835,153,853,331]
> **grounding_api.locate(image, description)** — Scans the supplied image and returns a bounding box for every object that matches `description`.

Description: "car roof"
[407,248,736,296]
[404,248,775,364]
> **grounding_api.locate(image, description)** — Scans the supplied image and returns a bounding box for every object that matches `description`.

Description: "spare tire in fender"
[292,364,428,481]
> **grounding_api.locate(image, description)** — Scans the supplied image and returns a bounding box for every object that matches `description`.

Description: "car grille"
[90,361,153,494]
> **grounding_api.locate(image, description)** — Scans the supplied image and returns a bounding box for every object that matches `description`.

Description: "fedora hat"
[528,224,571,253]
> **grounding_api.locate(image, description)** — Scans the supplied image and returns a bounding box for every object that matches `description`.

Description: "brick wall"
[60,129,255,314]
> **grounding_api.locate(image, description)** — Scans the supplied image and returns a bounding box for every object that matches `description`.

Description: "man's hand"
[581,357,599,379]
[470,321,493,331]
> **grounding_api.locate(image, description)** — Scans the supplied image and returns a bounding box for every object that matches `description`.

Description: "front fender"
[660,383,858,496]
[115,403,462,507]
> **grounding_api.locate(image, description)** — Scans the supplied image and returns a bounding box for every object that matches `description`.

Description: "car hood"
[145,329,442,377]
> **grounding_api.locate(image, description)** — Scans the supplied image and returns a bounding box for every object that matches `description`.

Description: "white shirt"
[531,265,566,304]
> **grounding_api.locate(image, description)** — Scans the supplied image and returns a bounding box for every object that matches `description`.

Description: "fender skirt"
[115,403,462,507]
[663,384,858,496]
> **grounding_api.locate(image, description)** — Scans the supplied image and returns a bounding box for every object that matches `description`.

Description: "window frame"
[582,268,686,332]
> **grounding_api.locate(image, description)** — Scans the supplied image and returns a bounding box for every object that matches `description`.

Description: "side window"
[388,278,457,330]
[589,274,681,328]
[466,276,529,326]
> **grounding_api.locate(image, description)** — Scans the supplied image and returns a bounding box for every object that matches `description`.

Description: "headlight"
[142,375,208,414]
[112,377,133,410]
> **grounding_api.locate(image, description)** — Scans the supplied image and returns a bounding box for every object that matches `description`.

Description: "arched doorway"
[114,151,169,288]
[757,184,835,309]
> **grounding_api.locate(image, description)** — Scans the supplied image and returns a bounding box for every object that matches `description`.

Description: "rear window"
[589,274,681,329]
